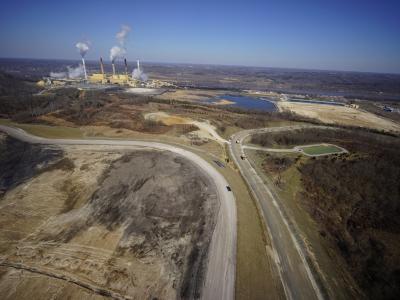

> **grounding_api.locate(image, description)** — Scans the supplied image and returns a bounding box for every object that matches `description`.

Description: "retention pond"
[206,94,277,112]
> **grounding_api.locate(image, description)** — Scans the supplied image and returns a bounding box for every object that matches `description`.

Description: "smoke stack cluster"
[50,24,149,84]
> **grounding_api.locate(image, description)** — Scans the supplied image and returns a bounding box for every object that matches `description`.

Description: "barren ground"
[144,111,227,144]
[155,89,224,102]
[0,133,218,299]
[278,101,400,132]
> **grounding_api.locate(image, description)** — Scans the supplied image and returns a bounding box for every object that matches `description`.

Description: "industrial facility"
[40,27,175,90]
[41,58,174,89]
[89,57,134,85]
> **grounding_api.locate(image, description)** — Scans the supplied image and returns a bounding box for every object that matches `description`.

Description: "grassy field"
[300,144,344,155]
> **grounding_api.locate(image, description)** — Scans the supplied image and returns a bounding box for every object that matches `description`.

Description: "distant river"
[207,94,277,112]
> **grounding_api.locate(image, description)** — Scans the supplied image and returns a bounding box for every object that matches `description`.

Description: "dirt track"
[144,111,228,144]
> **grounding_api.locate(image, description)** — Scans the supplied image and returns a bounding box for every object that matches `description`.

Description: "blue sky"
[0,0,399,73]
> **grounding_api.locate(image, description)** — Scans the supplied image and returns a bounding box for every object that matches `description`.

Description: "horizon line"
[0,56,399,76]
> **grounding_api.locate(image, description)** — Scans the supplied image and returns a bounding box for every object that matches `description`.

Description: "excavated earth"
[0,133,218,299]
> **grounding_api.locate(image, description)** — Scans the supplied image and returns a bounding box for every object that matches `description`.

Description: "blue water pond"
[207,94,277,112]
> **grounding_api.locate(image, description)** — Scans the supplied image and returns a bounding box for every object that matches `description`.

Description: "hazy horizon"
[1,56,400,76]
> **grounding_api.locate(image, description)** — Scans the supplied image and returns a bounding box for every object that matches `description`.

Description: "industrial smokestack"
[124,58,128,76]
[112,63,116,76]
[137,60,140,72]
[100,57,105,75]
[109,26,130,73]
[75,41,90,80]
[81,58,87,80]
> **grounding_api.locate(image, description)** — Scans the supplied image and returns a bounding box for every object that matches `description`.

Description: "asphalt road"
[229,125,325,300]
[0,125,236,300]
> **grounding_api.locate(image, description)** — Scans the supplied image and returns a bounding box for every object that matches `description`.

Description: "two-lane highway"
[229,125,326,300]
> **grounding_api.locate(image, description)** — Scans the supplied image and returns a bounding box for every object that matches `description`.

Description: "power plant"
[41,25,175,89]
[88,57,175,88]
[88,57,132,85]
[42,57,174,89]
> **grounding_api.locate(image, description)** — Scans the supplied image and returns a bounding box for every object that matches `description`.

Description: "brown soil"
[278,101,400,132]
[0,136,218,299]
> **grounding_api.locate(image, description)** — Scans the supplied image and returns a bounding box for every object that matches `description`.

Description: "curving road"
[229,125,326,300]
[0,125,236,300]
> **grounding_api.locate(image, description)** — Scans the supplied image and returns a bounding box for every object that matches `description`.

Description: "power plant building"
[89,57,144,87]
[43,57,175,89]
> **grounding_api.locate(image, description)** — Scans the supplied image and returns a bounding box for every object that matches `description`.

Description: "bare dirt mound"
[0,142,218,299]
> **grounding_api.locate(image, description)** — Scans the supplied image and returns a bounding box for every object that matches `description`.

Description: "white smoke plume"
[116,25,131,46]
[67,65,85,79]
[110,45,126,63]
[132,68,148,82]
[49,64,84,79]
[76,41,90,80]
[50,72,67,79]
[75,41,90,57]
[110,25,131,63]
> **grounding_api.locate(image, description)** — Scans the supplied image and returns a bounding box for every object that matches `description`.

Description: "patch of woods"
[261,154,298,187]
[360,101,400,124]
[251,127,399,149]
[260,128,400,299]
[222,109,319,130]
[0,72,40,98]
[0,72,202,135]
[0,71,43,119]
[0,71,319,137]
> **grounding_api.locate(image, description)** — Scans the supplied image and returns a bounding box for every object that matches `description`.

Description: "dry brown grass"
[155,89,224,102]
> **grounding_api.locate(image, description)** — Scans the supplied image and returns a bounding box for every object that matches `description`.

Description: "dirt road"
[0,125,236,300]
